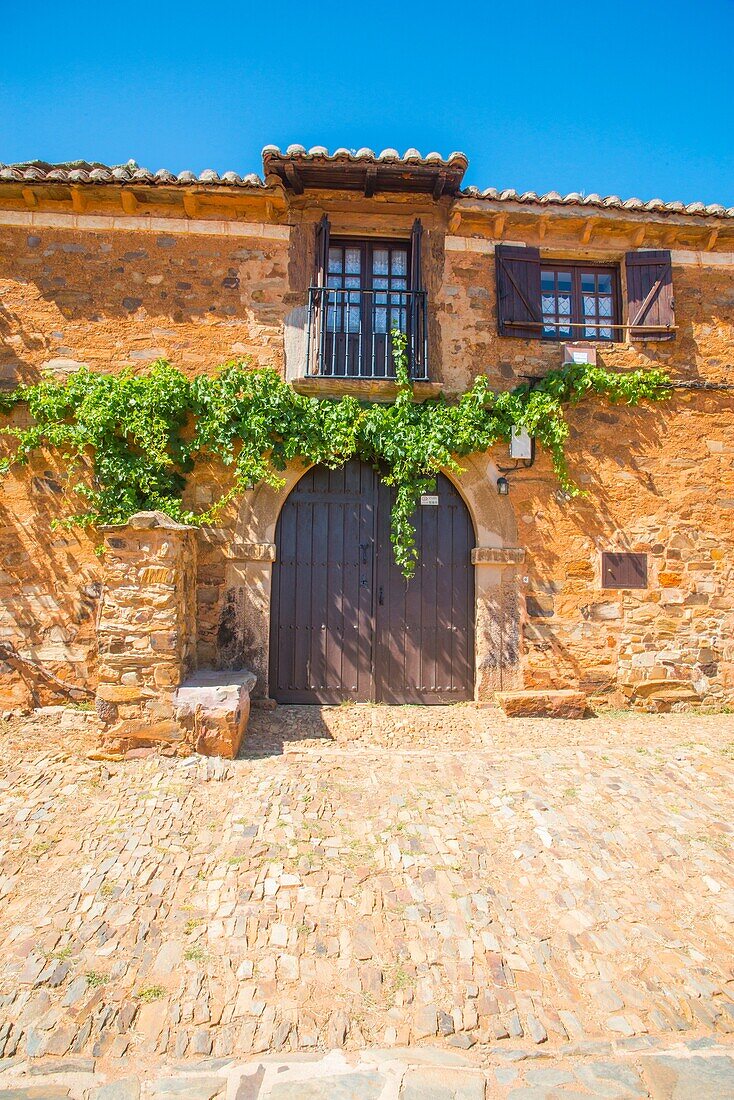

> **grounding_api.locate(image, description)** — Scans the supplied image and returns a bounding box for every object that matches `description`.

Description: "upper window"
[326,240,409,336]
[540,263,619,341]
[308,217,428,381]
[495,245,674,343]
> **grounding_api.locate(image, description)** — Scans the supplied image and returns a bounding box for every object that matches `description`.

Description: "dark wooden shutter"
[310,215,331,374]
[313,214,330,287]
[410,218,423,291]
[495,245,542,338]
[410,219,426,379]
[602,552,648,589]
[625,250,674,341]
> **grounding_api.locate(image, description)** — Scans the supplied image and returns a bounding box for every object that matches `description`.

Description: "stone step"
[495,689,588,719]
[173,669,258,758]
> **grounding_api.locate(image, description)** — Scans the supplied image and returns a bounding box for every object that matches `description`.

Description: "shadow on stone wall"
[512,393,734,704]
[0,458,100,708]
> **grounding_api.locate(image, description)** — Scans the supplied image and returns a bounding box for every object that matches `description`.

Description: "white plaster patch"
[0,208,290,241]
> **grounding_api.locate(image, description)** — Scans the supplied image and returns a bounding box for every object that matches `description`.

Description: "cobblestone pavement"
[0,704,733,1097]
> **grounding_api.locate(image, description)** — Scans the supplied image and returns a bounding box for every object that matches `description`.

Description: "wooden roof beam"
[364,165,377,198]
[70,187,86,213]
[283,162,304,195]
[21,187,38,209]
[182,193,199,218]
[581,217,598,244]
[432,171,448,200]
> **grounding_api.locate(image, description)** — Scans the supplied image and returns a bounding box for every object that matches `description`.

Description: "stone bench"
[173,669,258,758]
[495,689,587,719]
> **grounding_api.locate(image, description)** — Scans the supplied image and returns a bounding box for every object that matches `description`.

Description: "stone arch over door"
[228,452,523,700]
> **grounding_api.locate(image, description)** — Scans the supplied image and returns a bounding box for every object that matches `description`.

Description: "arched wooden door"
[269,460,475,704]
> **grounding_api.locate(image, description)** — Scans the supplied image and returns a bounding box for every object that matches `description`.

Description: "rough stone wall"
[194,528,276,689]
[0,223,288,386]
[0,222,288,708]
[0,456,100,710]
[507,393,734,706]
[436,238,734,705]
[0,209,732,710]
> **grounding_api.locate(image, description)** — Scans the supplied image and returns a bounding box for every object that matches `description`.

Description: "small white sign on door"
[420,494,439,506]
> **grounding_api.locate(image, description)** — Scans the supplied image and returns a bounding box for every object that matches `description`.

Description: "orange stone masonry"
[0,146,733,725]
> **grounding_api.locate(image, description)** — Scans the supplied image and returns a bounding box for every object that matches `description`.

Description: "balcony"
[306,287,429,382]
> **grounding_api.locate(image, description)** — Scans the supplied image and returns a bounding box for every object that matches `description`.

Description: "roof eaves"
[460,185,734,220]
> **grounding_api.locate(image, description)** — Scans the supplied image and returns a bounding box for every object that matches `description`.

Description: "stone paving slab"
[0,707,732,1076]
[1,1043,734,1098]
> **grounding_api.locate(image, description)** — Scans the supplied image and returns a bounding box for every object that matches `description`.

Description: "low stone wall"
[96,511,198,752]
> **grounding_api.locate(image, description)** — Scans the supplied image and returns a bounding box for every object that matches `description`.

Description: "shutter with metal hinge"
[625,250,675,341]
[314,213,330,287]
[310,215,331,374]
[410,218,426,378]
[495,244,542,339]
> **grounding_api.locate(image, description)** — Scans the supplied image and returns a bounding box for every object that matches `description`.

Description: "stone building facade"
[0,146,732,746]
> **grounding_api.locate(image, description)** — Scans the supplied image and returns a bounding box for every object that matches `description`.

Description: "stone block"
[96,683,143,703]
[632,678,700,703]
[495,689,587,719]
[641,1053,734,1099]
[400,1067,486,1099]
[105,718,182,744]
[173,669,257,758]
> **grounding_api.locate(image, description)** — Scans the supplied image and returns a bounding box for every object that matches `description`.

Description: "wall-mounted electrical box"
[510,427,533,460]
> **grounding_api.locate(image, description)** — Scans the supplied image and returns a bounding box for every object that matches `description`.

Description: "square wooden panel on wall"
[601,552,648,590]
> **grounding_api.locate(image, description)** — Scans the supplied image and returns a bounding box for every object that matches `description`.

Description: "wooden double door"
[270,460,475,704]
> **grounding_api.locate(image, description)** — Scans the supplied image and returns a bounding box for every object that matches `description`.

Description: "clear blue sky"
[2,0,733,206]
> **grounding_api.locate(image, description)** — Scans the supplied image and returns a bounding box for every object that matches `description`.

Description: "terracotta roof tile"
[0,159,265,189]
[261,145,469,171]
[461,183,734,218]
[0,149,731,219]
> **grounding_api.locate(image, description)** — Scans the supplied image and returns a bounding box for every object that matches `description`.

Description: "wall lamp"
[496,476,510,496]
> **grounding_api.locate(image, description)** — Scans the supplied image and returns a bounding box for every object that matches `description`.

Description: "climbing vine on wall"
[0,335,671,577]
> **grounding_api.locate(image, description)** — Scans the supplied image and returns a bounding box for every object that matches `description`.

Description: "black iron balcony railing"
[306,287,429,381]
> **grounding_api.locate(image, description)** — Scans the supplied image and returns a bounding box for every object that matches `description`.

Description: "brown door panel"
[270,462,377,703]
[374,476,475,704]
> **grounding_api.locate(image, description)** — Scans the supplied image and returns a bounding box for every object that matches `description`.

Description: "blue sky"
[2,0,733,206]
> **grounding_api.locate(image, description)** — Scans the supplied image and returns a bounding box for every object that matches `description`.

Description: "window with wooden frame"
[601,552,648,590]
[308,217,428,380]
[326,239,410,337]
[540,262,620,340]
[496,245,675,342]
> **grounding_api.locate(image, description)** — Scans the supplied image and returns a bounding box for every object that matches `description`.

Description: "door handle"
[360,542,370,565]
[378,586,384,606]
